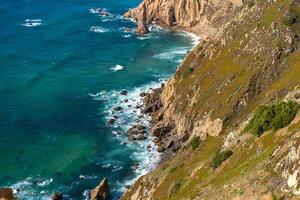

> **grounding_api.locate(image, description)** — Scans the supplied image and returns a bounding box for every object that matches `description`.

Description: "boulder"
[120,90,128,96]
[0,188,16,200]
[107,118,115,125]
[52,192,63,200]
[91,178,109,200]
[113,106,122,111]
[139,92,147,97]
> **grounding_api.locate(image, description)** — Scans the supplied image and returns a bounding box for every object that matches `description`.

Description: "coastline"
[108,27,201,195]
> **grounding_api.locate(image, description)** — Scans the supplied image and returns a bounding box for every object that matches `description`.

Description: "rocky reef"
[122,0,300,199]
[124,0,243,39]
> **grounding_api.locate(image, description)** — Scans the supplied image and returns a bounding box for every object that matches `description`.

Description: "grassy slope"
[122,0,300,199]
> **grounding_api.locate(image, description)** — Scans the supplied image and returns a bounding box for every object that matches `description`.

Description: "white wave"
[153,47,189,60]
[89,8,110,16]
[175,31,201,47]
[22,19,42,27]
[91,80,171,193]
[123,34,132,38]
[79,174,97,180]
[90,26,108,33]
[10,177,53,200]
[110,64,124,72]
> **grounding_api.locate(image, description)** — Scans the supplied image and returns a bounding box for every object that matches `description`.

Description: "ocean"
[0,0,197,199]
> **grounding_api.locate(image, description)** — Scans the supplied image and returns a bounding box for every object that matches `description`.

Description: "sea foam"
[90,26,108,33]
[110,64,125,72]
[22,19,42,27]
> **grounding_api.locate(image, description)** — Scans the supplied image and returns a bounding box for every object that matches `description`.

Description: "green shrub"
[168,181,181,198]
[244,101,299,137]
[190,136,200,150]
[168,166,177,173]
[183,67,194,79]
[283,15,297,26]
[211,150,233,169]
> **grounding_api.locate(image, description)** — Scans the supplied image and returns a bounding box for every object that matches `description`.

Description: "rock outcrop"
[0,188,16,200]
[91,178,109,200]
[124,0,243,39]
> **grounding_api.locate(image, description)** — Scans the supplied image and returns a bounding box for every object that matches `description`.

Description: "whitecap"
[90,26,108,33]
[153,47,189,60]
[22,19,42,27]
[122,34,131,38]
[36,178,53,187]
[110,64,124,72]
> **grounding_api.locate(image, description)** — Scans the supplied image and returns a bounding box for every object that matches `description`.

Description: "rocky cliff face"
[124,0,243,39]
[122,0,300,199]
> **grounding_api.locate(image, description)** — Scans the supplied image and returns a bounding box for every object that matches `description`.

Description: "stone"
[107,118,115,125]
[91,178,109,200]
[113,106,122,111]
[0,188,16,200]
[139,92,147,97]
[52,192,63,200]
[120,90,128,95]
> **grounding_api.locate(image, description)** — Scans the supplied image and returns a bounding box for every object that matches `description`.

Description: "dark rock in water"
[120,90,128,96]
[124,99,129,103]
[147,144,152,149]
[113,115,118,119]
[91,178,109,200]
[52,192,63,200]
[113,106,122,111]
[139,92,146,97]
[125,185,131,189]
[107,118,115,125]
[0,188,16,200]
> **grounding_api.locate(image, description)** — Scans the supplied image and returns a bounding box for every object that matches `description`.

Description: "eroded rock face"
[91,178,109,200]
[124,0,243,39]
[0,188,16,200]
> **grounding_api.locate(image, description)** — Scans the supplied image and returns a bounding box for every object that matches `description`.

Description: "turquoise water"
[0,0,195,199]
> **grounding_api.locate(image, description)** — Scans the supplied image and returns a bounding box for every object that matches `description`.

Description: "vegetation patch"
[190,136,200,150]
[183,67,194,79]
[244,101,299,136]
[168,166,177,174]
[211,150,233,169]
[167,181,181,198]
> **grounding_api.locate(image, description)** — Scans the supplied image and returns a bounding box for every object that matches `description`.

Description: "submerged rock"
[91,178,109,200]
[113,106,122,111]
[120,90,128,96]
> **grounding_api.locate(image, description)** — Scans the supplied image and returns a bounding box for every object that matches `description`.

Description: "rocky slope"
[124,0,243,39]
[122,0,300,199]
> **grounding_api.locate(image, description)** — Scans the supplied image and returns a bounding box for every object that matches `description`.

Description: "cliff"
[124,0,243,39]
[122,0,300,199]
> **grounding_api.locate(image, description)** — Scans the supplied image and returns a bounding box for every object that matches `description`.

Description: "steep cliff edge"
[122,0,300,199]
[124,0,243,39]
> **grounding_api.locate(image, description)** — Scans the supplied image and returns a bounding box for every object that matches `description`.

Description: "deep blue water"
[0,0,195,199]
